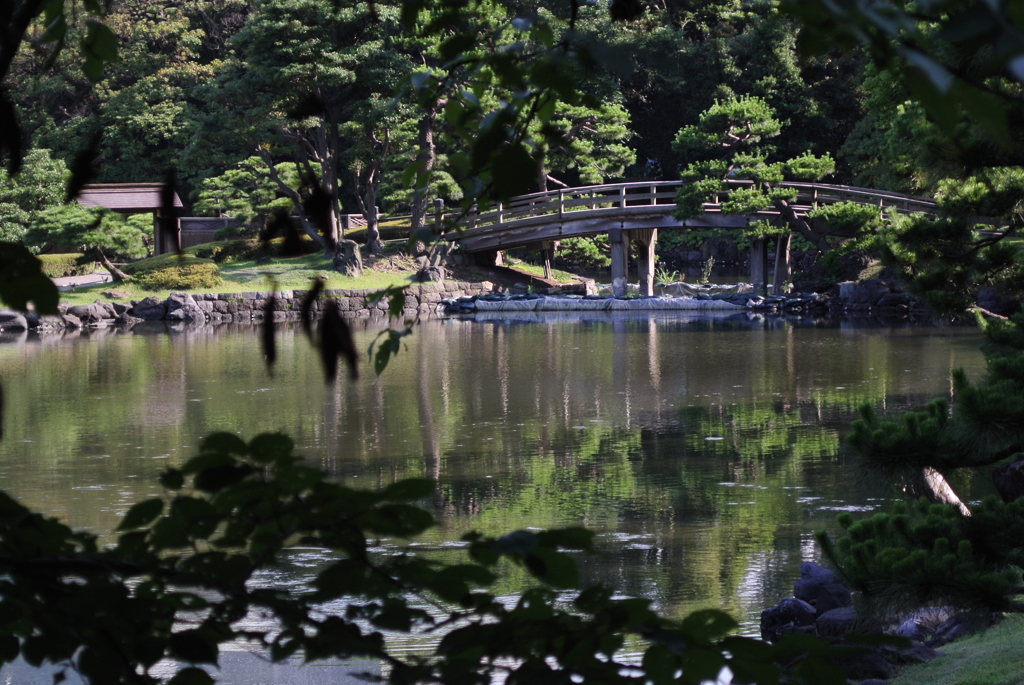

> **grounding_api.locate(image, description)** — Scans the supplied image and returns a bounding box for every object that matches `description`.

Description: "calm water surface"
[0,312,988,638]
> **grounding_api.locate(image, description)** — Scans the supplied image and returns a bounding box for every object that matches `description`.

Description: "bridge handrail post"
[558,190,564,219]
[620,185,626,208]
[497,202,503,225]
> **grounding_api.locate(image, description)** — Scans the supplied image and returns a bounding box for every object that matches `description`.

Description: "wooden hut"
[76,183,184,255]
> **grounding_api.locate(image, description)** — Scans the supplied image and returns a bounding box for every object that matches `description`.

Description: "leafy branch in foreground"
[0,432,853,685]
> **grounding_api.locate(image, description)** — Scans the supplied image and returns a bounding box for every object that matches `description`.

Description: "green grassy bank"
[54,237,513,307]
[890,616,1024,685]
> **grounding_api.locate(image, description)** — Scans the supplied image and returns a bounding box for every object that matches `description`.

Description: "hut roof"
[76,184,184,214]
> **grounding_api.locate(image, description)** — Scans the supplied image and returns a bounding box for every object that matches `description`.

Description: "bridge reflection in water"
[441,180,938,296]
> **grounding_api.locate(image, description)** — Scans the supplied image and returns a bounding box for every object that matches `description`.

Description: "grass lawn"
[889,615,1024,685]
[58,248,428,306]
[505,259,577,284]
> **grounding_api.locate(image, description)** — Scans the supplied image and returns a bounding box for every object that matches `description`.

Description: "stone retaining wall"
[0,281,496,332]
[186,281,494,324]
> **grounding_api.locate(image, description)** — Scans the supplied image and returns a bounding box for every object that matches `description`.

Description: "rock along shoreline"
[0,277,931,334]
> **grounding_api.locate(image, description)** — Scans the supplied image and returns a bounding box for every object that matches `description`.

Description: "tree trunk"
[93,246,129,282]
[537,155,548,194]
[364,202,384,255]
[409,107,437,242]
[773,232,792,294]
[773,198,831,253]
[321,115,341,258]
[259,149,327,250]
[903,466,972,516]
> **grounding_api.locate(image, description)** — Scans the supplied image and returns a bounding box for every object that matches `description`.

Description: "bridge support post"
[609,228,629,297]
[773,232,792,295]
[750,237,768,296]
[541,240,558,280]
[633,229,657,297]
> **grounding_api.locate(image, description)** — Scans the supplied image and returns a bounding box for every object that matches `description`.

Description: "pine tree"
[818,310,1024,616]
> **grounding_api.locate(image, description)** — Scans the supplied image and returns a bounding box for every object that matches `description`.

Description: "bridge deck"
[441,180,937,252]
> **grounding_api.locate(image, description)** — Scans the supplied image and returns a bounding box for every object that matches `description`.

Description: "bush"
[807,201,882,237]
[189,239,262,263]
[37,253,97,278]
[345,220,410,243]
[188,235,320,263]
[558,236,611,269]
[121,254,221,290]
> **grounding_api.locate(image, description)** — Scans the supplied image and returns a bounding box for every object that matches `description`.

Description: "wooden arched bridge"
[440,180,937,296]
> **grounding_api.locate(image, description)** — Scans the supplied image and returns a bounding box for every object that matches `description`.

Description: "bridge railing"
[447,180,938,237]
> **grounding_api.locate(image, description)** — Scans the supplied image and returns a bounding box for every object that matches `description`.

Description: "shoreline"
[0,276,936,334]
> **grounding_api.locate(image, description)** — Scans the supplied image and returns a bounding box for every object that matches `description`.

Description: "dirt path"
[53,271,113,291]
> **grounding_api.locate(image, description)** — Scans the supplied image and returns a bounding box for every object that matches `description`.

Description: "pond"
[0,312,988,655]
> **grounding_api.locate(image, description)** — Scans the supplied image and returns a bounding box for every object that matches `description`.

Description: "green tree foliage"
[197,0,426,253]
[0,0,118,176]
[11,0,220,185]
[781,0,1021,141]
[25,204,147,260]
[192,157,297,238]
[0,148,68,247]
[557,236,612,269]
[533,101,636,192]
[672,96,835,254]
[817,308,1024,616]
[607,2,862,183]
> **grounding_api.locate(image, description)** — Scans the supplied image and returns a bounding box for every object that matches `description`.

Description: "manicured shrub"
[37,253,96,278]
[122,254,221,290]
[190,235,321,263]
[345,219,410,243]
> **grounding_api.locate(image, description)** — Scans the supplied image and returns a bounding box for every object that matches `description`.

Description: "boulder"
[101,289,132,300]
[62,313,82,329]
[165,292,204,322]
[815,606,856,638]
[836,249,872,281]
[760,597,816,642]
[36,315,65,331]
[826,651,894,682]
[66,304,107,324]
[992,455,1024,502]
[794,562,850,614]
[0,309,28,331]
[93,299,119,318]
[132,296,167,321]
[333,239,363,278]
[876,292,914,308]
[846,279,891,306]
[114,313,142,326]
[416,266,446,283]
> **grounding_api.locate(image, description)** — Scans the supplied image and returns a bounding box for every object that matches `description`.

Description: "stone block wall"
[189,281,494,324]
